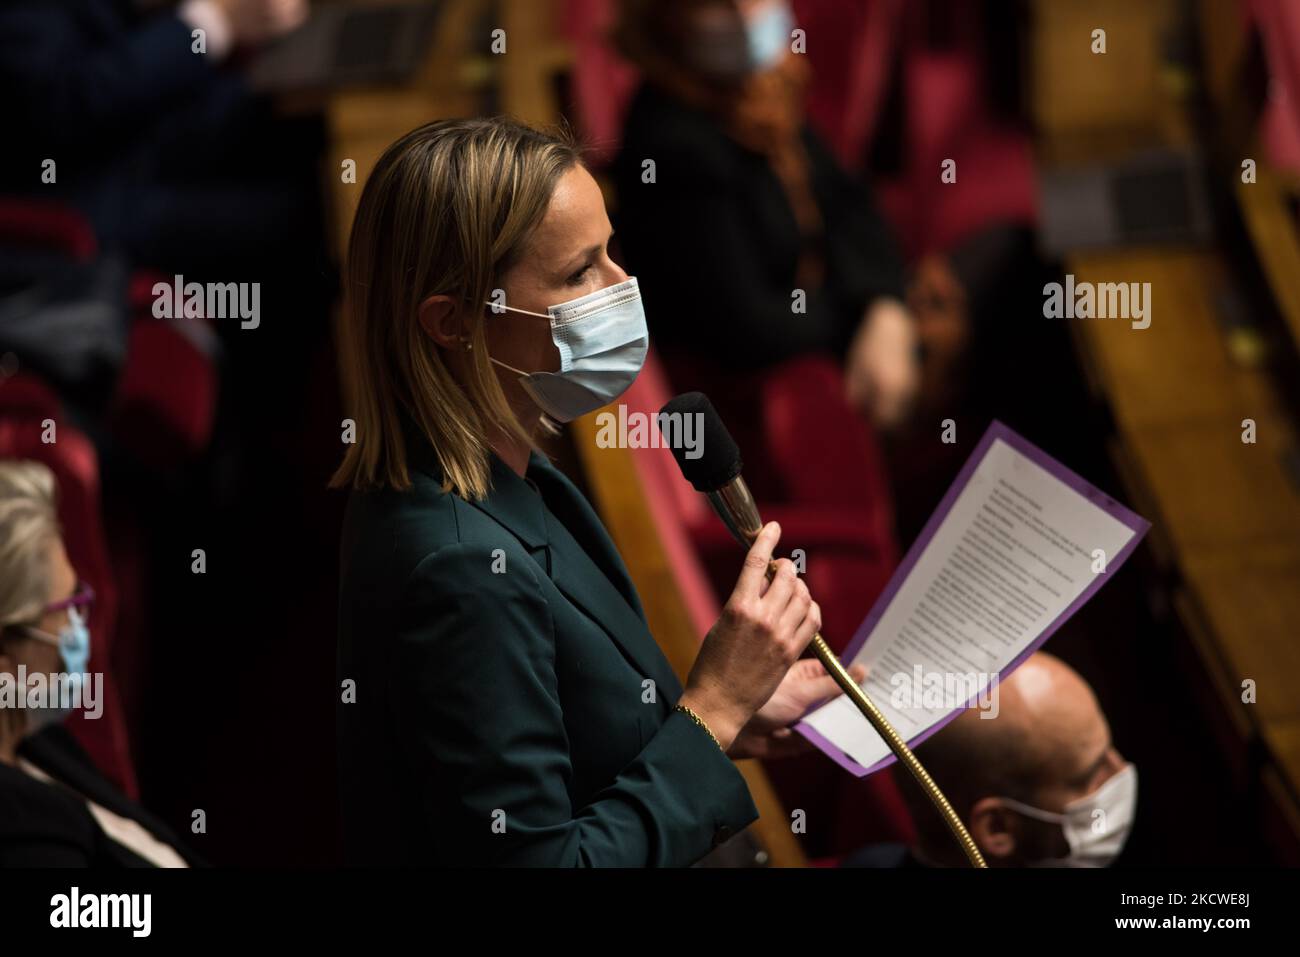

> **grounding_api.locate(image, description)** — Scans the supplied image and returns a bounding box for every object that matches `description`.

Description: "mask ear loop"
[487,355,531,377]
[483,300,552,320]
[994,797,1067,824]
[478,300,554,378]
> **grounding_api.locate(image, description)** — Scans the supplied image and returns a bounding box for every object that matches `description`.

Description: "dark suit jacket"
[336,435,760,866]
[0,725,201,867]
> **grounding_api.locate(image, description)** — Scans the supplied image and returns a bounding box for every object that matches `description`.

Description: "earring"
[460,337,473,351]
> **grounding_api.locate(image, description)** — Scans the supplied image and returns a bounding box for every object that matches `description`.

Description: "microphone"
[658,392,987,868]
[658,392,763,548]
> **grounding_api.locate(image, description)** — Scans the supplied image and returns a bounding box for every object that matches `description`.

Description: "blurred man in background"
[842,652,1137,868]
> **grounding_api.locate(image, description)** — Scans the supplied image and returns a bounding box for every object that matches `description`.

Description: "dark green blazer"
[336,434,759,866]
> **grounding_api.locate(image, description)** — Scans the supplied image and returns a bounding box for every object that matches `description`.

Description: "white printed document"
[796,421,1150,776]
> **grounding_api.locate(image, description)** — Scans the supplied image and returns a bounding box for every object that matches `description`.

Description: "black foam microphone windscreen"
[659,392,743,493]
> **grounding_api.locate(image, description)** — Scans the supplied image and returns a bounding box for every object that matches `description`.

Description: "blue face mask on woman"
[484,276,649,423]
[744,1,795,72]
[22,605,91,730]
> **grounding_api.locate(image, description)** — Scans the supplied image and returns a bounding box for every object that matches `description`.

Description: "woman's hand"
[727,660,868,760]
[679,522,821,753]
[845,297,920,429]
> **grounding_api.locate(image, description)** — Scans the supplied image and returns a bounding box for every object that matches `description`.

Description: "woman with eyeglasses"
[0,460,198,867]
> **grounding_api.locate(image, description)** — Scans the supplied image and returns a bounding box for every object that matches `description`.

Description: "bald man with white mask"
[841,652,1137,868]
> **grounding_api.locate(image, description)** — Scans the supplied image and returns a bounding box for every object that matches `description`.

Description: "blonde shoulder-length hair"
[0,460,60,629]
[330,116,582,500]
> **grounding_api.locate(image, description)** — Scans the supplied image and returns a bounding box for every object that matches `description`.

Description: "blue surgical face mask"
[745,1,795,72]
[23,606,91,730]
[484,277,649,423]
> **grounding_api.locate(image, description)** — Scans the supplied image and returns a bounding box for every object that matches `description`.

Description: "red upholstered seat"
[1253,0,1300,175]
[797,0,1038,259]
[0,198,99,261]
[113,271,218,468]
[0,199,218,466]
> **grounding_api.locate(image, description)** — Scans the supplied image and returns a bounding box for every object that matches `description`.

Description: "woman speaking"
[333,117,858,866]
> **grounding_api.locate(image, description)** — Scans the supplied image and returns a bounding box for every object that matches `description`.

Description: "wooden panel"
[1264,719,1300,782]
[1030,0,1177,140]
[1181,545,1300,725]
[1125,416,1300,557]
[1070,251,1280,432]
[1173,587,1273,743]
[1069,250,1300,563]
[499,0,573,128]
[1037,0,1300,861]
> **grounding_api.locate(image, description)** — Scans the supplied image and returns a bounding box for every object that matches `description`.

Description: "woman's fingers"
[790,599,821,655]
[762,558,799,623]
[776,574,811,634]
[734,521,781,600]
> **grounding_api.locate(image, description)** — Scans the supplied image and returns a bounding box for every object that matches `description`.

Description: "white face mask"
[997,763,1138,868]
[485,277,648,423]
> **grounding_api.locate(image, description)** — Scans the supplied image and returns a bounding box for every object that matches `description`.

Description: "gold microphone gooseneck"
[708,480,987,869]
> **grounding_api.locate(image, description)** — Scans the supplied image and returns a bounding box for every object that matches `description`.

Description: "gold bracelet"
[675,703,724,752]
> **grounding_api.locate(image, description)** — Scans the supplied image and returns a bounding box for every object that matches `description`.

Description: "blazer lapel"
[525,454,683,699]
[410,428,683,700]
[464,452,551,551]
[526,454,644,616]
[404,417,550,551]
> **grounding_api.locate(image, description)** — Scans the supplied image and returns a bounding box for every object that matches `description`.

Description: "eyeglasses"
[42,580,95,615]
[0,581,93,646]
